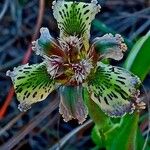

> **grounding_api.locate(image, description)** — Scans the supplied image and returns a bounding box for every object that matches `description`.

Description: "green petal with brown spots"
[6,62,56,111]
[52,0,101,50]
[87,62,141,117]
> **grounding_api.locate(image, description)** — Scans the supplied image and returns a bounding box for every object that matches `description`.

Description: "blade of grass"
[124,31,150,81]
[49,119,93,150]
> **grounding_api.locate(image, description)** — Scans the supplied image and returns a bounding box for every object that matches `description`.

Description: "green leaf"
[91,125,103,148]
[124,31,150,81]
[105,112,139,150]
[105,113,149,150]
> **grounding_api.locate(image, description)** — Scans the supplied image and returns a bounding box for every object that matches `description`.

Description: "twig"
[120,7,150,18]
[0,0,45,119]
[0,0,10,20]
[105,0,145,6]
[13,139,28,150]
[0,56,22,71]
[0,112,25,136]
[0,37,17,53]
[39,113,59,133]
[0,98,59,150]
[49,120,93,150]
[130,20,150,40]
[23,0,45,64]
[0,86,15,119]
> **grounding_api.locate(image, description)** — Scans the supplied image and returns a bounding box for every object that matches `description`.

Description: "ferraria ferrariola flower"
[7,0,146,124]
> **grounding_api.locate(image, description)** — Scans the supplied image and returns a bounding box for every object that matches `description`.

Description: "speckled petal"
[52,0,101,50]
[6,62,56,111]
[87,62,142,117]
[92,33,127,60]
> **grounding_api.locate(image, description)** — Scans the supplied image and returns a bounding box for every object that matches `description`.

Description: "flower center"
[69,60,93,84]
[45,36,93,85]
[45,56,93,85]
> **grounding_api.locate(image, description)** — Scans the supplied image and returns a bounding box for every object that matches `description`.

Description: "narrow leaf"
[124,31,150,81]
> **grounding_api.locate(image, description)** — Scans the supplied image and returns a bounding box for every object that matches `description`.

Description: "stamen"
[70,59,93,84]
[58,36,82,52]
[45,55,63,78]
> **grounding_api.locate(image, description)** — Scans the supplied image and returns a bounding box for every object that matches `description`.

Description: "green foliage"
[93,20,115,34]
[89,31,150,150]
[124,31,150,81]
[105,113,139,150]
[91,125,103,147]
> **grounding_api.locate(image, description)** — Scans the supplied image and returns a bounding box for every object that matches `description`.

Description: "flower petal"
[52,0,101,50]
[6,62,56,111]
[59,85,88,124]
[92,34,127,60]
[87,62,142,117]
[32,27,64,58]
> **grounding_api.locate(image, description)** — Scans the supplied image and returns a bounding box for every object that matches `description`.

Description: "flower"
[7,0,145,124]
